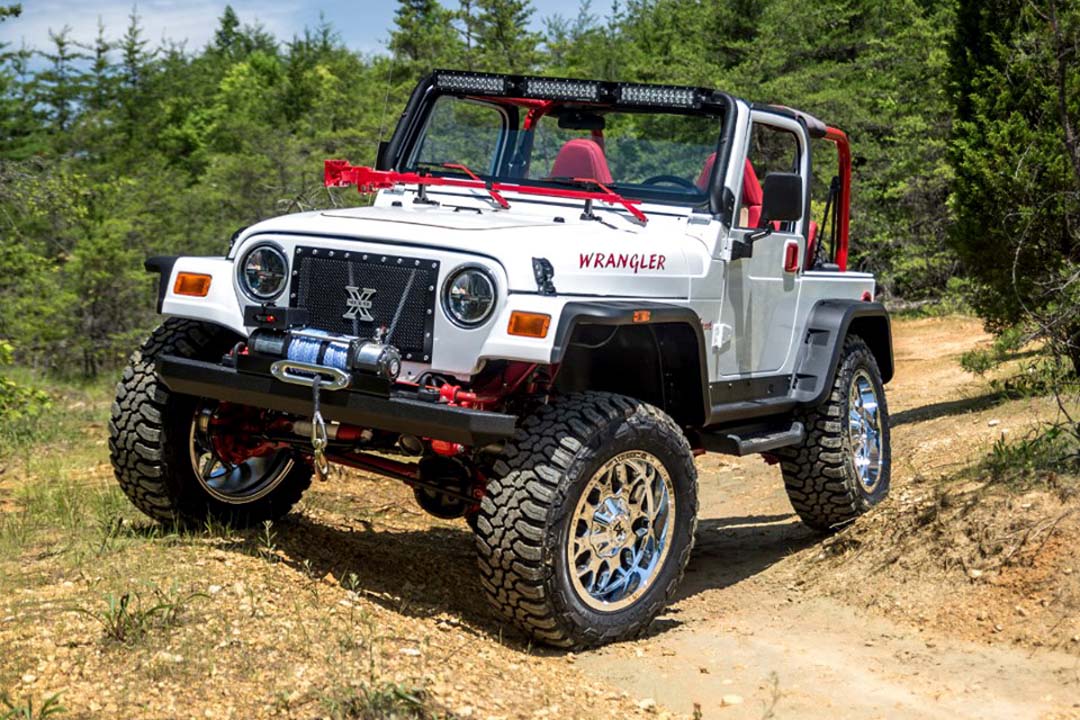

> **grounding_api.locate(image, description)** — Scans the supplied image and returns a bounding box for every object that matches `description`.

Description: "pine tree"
[81,18,114,113]
[473,0,541,72]
[948,0,1080,374]
[389,0,463,68]
[36,26,87,135]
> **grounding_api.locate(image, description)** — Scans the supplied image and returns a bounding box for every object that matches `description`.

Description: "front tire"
[778,335,891,531]
[109,319,312,528]
[474,392,698,649]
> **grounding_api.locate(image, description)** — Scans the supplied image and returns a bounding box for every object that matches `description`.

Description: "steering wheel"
[642,174,699,190]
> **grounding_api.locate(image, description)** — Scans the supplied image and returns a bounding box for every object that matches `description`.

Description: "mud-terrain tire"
[474,392,698,649]
[109,319,312,527]
[778,335,890,531]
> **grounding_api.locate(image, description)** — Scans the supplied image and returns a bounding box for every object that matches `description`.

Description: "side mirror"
[761,172,804,224]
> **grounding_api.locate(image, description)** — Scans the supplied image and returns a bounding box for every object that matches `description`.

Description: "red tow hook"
[438,384,479,407]
[431,439,464,457]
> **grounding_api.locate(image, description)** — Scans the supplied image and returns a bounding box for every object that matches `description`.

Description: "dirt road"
[3,316,1078,719]
[576,316,1079,719]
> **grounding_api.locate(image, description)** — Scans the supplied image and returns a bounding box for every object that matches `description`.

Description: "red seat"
[549,138,613,184]
[696,154,764,227]
[695,153,717,189]
[741,159,764,228]
[805,221,819,269]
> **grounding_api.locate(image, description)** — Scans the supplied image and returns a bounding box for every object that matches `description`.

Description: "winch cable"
[286,330,350,370]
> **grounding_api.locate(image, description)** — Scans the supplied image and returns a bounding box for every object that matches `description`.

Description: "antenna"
[376,42,397,166]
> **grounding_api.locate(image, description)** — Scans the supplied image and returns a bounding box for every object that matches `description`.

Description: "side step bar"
[700,421,805,457]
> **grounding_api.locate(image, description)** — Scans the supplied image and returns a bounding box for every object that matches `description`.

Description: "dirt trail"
[577,316,1080,719]
[4,316,1078,719]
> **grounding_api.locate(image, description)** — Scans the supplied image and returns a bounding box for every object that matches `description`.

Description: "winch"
[248,327,402,381]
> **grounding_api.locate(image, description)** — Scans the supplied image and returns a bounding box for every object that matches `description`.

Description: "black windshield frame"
[380,71,738,217]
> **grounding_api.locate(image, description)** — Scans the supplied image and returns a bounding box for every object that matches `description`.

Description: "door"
[714,111,809,378]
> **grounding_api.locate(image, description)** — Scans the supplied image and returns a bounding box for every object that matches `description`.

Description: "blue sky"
[0,0,588,55]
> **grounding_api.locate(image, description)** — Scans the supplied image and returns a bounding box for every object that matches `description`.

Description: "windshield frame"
[381,71,738,217]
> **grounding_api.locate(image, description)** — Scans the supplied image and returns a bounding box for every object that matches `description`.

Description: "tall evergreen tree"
[948,0,1080,373]
[389,0,463,68]
[36,26,87,135]
[81,18,114,113]
[473,0,541,72]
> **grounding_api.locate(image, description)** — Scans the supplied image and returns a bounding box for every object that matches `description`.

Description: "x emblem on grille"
[343,286,376,322]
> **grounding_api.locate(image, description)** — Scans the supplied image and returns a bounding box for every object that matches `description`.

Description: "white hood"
[236,192,714,299]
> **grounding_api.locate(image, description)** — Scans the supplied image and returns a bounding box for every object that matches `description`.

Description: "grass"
[319,682,443,720]
[0,692,65,720]
[980,424,1080,493]
[74,584,208,645]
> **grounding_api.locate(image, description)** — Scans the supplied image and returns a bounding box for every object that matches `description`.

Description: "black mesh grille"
[291,247,439,360]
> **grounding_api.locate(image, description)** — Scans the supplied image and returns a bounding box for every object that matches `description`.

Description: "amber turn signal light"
[173,272,212,297]
[508,311,551,338]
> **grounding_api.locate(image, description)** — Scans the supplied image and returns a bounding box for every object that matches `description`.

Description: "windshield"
[404,95,723,207]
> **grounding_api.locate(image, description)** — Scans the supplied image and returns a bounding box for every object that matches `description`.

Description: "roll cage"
[350,69,852,269]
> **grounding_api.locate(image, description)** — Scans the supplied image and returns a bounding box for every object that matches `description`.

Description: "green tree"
[472,0,541,72]
[389,0,463,68]
[735,0,957,299]
[948,0,1080,373]
[36,26,88,135]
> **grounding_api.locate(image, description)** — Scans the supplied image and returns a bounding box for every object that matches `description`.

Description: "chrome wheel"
[848,369,883,492]
[188,410,294,505]
[567,450,675,612]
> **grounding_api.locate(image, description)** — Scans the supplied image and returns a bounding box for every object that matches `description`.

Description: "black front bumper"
[156,355,518,446]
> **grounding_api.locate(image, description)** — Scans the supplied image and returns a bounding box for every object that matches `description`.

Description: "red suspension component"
[207,403,289,465]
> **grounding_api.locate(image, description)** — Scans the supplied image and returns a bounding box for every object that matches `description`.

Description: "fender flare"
[146,255,179,313]
[549,301,711,424]
[791,299,894,407]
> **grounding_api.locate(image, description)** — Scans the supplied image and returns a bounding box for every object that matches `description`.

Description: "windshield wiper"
[326,160,647,224]
[544,176,648,224]
[414,161,510,209]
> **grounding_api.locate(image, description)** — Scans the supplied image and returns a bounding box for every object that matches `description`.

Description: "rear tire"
[778,335,890,531]
[474,392,697,649]
[109,319,312,528]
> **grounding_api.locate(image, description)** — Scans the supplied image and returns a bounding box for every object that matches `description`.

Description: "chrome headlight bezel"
[442,265,497,328]
[238,242,289,302]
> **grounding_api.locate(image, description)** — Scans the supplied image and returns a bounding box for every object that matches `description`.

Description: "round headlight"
[240,244,288,301]
[444,266,496,327]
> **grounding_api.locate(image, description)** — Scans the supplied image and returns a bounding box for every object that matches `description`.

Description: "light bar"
[435,72,509,95]
[523,77,600,102]
[618,84,699,108]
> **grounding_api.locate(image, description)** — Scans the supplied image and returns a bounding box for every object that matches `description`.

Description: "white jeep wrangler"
[110,70,892,648]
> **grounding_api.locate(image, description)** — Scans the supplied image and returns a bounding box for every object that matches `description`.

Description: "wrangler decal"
[578,252,667,273]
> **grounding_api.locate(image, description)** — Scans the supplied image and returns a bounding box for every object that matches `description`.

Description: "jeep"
[110,70,893,649]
